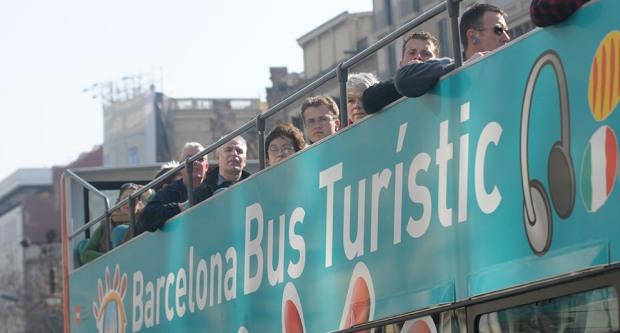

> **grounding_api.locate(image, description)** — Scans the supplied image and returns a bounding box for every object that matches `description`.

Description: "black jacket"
[139,178,214,232]
[204,166,251,192]
[394,57,456,98]
[362,79,403,115]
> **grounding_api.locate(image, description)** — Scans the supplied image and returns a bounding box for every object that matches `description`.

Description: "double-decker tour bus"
[61,0,620,331]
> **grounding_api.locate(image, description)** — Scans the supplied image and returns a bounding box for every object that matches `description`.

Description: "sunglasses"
[477,25,509,36]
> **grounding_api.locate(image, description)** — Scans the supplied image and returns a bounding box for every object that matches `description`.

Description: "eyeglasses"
[305,115,335,126]
[268,145,295,154]
[477,25,509,36]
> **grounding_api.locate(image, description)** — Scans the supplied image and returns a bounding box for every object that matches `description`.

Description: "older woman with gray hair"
[347,72,379,124]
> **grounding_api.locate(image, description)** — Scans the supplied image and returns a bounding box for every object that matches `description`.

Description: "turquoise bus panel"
[69,1,620,332]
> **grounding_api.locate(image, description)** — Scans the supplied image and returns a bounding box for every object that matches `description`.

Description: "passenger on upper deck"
[79,183,144,264]
[204,136,251,193]
[139,142,214,232]
[152,161,181,192]
[266,123,306,166]
[301,96,340,144]
[347,72,379,124]
[362,31,440,114]
[394,4,511,98]
[530,0,590,27]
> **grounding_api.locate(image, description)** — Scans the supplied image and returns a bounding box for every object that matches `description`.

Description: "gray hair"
[347,72,379,92]
[216,136,247,154]
[179,142,204,160]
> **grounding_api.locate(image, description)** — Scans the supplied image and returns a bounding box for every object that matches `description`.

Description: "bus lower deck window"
[478,287,619,333]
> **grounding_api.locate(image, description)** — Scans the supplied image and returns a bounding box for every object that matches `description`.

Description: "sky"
[0,0,373,181]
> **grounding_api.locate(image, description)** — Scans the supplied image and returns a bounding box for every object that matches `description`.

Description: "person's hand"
[406,59,423,65]
[141,189,155,203]
[464,51,488,64]
[110,210,130,224]
[178,200,189,212]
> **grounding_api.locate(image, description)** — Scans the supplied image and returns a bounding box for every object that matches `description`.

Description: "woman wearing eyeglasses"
[266,123,306,166]
[78,183,147,264]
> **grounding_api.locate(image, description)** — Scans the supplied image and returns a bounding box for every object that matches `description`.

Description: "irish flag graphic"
[581,125,618,212]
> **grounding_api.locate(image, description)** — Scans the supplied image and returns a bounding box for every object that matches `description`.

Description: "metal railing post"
[257,116,266,169]
[82,189,91,238]
[128,196,137,239]
[65,170,111,244]
[336,63,349,128]
[186,158,194,206]
[103,210,113,251]
[448,0,462,67]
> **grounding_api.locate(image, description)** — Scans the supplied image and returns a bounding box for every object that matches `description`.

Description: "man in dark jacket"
[394,4,510,98]
[205,136,251,193]
[139,142,213,232]
[362,31,440,114]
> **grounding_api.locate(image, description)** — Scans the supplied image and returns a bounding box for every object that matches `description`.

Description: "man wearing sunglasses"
[139,142,214,232]
[461,4,510,60]
[394,4,511,98]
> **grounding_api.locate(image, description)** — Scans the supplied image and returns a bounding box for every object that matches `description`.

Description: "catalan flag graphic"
[588,31,620,121]
[581,126,618,212]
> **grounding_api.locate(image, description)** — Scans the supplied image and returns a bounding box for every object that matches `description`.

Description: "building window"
[413,0,421,12]
[49,267,57,294]
[385,0,393,26]
[376,0,394,29]
[400,0,415,17]
[388,44,397,76]
[356,38,368,52]
[128,147,139,165]
[198,100,213,109]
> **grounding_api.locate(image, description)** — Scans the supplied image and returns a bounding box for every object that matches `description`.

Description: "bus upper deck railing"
[65,0,461,267]
[64,170,112,250]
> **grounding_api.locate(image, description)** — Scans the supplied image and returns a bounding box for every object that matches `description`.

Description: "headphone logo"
[520,50,575,256]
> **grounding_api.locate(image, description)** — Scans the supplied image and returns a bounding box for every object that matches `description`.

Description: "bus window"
[477,287,619,333]
[371,309,466,333]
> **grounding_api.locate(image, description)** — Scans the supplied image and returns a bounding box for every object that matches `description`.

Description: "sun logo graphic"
[582,31,620,212]
[92,265,128,333]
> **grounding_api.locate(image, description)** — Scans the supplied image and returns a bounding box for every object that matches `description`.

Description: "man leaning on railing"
[393,4,511,99]
[362,31,441,114]
[138,142,214,232]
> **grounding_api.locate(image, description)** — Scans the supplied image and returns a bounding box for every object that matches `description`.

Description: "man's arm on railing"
[394,57,455,98]
[362,79,403,114]
[140,181,185,232]
[139,179,214,233]
[193,182,215,204]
